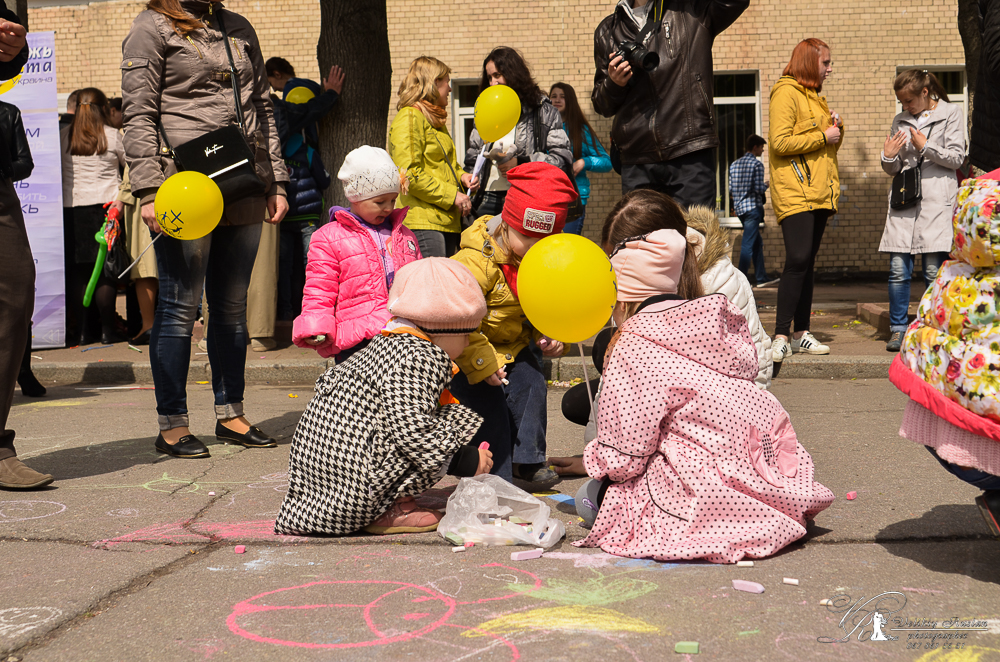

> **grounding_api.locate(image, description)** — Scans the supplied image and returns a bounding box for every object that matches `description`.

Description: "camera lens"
[636,48,659,72]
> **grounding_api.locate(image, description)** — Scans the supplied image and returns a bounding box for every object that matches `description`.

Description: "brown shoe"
[0,457,54,489]
[363,497,442,534]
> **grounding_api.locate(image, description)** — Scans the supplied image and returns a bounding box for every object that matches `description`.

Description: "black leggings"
[774,210,830,338]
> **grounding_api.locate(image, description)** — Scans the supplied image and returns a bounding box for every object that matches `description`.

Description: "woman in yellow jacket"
[389,57,478,257]
[768,38,844,362]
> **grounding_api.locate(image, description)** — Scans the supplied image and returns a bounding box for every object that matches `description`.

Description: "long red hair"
[68,88,110,156]
[782,38,830,92]
[146,0,206,36]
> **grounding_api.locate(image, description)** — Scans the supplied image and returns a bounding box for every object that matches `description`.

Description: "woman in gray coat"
[880,70,966,352]
[465,47,572,217]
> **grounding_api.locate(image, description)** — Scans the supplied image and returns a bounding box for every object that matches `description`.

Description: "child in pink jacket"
[573,229,834,564]
[294,146,421,362]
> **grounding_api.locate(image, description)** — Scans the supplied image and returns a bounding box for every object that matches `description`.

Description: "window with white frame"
[894,66,968,143]
[451,80,479,170]
[714,72,761,228]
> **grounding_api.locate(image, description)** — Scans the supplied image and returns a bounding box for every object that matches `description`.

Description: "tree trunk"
[958,0,981,135]
[316,0,392,209]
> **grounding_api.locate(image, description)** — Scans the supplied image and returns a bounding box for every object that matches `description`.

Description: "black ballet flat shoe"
[154,433,211,458]
[130,330,151,346]
[101,330,128,345]
[17,370,46,398]
[975,490,1000,539]
[215,421,277,448]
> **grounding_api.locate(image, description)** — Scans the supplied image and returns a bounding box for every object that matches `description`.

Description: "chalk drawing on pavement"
[0,607,62,638]
[0,500,66,522]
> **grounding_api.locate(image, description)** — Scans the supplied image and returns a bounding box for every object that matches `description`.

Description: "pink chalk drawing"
[92,519,307,549]
[0,500,66,523]
[226,563,543,656]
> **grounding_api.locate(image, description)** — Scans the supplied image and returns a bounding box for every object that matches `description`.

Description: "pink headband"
[610,228,687,302]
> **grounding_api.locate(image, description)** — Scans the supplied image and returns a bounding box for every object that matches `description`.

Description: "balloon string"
[118,232,163,280]
[578,342,598,431]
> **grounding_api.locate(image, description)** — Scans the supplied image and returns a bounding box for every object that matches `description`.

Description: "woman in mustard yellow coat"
[768,38,844,363]
[389,57,479,257]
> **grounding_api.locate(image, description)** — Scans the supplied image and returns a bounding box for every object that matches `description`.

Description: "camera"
[613,40,659,73]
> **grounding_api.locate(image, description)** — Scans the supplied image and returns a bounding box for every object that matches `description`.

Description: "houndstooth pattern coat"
[275,333,483,535]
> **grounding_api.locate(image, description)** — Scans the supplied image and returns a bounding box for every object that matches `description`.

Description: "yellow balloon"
[474,85,521,143]
[154,172,224,240]
[285,86,315,104]
[518,234,618,344]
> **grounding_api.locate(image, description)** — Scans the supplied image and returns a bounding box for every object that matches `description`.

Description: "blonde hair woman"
[388,56,479,257]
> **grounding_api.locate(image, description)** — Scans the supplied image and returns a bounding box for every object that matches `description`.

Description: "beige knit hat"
[388,258,487,334]
[338,145,402,202]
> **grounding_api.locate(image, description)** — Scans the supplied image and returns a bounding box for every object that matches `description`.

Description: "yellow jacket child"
[448,162,577,487]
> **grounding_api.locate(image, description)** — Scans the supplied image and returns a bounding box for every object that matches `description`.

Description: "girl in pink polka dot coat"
[574,229,835,564]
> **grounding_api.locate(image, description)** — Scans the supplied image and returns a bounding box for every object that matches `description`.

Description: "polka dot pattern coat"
[575,295,835,564]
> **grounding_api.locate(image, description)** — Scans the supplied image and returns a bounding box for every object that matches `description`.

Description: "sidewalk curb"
[548,354,894,381]
[32,355,893,385]
[33,359,331,386]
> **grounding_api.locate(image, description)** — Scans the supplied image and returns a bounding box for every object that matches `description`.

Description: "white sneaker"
[772,336,791,363]
[791,331,830,355]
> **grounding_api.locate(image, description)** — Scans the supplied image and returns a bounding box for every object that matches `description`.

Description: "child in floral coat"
[889,170,1000,537]
[276,259,493,536]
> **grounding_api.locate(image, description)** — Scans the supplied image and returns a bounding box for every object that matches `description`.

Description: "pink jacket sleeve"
[293,230,341,356]
[583,345,696,482]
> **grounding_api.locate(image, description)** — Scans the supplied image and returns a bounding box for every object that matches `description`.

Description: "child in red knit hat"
[450,161,578,488]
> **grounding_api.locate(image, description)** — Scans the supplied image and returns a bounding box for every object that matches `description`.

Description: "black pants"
[0,179,35,460]
[774,209,830,338]
[620,148,716,209]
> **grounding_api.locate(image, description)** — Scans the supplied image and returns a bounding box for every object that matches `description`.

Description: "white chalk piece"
[452,546,465,553]
[208,492,216,496]
[820,599,833,606]
[510,548,544,561]
[736,560,754,567]
[501,378,510,386]
[783,578,800,586]
[234,545,246,554]
[731,579,765,594]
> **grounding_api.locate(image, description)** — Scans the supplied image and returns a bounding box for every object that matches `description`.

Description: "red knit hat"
[500,162,578,238]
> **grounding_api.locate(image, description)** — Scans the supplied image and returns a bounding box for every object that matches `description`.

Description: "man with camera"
[592,0,749,207]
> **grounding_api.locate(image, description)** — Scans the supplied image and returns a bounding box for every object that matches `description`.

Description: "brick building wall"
[27,0,965,273]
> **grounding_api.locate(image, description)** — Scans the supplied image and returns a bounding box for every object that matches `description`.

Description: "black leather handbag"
[889,126,933,211]
[158,11,265,204]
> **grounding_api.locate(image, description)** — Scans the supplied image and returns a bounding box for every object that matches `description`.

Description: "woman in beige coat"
[880,70,966,352]
[121,0,288,458]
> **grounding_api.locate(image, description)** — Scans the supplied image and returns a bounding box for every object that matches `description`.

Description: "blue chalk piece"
[546,494,575,505]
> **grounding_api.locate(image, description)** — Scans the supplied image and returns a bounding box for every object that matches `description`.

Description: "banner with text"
[1,32,64,348]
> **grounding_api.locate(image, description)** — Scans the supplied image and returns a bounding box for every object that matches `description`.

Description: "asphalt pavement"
[1,376,998,661]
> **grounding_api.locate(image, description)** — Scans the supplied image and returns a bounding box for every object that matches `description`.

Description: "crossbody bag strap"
[916,124,934,168]
[428,125,462,189]
[215,9,247,134]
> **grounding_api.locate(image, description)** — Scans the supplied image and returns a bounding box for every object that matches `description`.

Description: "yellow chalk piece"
[288,393,299,398]
[196,381,209,384]
[532,490,559,496]
[464,605,659,638]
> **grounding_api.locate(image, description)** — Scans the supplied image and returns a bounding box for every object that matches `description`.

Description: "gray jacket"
[879,100,966,254]
[120,1,287,220]
[464,96,572,177]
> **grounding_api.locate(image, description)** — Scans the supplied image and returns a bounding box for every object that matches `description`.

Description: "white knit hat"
[337,146,402,202]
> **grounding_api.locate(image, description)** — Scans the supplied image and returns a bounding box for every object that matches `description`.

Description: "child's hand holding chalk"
[476,443,493,475]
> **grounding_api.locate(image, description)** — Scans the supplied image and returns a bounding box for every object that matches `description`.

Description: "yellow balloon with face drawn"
[153,172,224,240]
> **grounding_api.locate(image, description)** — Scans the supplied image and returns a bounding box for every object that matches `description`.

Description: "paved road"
[1,378,998,661]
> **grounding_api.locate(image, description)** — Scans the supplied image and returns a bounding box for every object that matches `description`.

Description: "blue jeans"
[564,207,586,236]
[278,220,319,320]
[888,252,948,332]
[448,348,548,482]
[927,447,1000,490]
[150,223,262,430]
[737,206,767,284]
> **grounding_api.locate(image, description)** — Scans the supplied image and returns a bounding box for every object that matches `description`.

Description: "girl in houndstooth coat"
[276,259,494,536]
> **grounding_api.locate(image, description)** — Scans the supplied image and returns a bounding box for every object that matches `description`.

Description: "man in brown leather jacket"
[592,0,749,207]
[0,8,54,489]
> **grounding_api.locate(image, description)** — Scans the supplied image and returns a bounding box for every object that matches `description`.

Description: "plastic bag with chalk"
[438,474,566,548]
